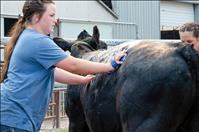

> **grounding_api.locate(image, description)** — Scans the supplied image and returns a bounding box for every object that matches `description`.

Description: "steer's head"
[53,25,108,58]
[76,25,107,50]
[70,25,107,58]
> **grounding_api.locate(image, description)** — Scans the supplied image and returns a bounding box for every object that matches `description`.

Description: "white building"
[1,1,199,40]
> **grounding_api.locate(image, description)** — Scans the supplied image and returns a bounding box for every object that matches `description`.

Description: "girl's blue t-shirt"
[0,29,69,132]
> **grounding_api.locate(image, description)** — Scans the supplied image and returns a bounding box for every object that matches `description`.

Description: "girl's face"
[33,3,57,35]
[179,31,199,52]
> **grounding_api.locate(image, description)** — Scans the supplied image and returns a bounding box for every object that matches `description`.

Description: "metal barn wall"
[160,1,194,29]
[112,1,160,39]
[194,4,199,23]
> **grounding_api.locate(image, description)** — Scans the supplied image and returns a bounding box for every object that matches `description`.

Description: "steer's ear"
[53,37,73,52]
[92,25,100,44]
[77,30,91,40]
[71,41,94,57]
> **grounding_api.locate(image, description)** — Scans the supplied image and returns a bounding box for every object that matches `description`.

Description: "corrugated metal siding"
[112,1,160,39]
[160,1,194,29]
[194,4,199,23]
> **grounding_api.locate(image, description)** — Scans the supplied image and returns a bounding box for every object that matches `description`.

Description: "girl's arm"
[54,68,95,85]
[55,50,127,75]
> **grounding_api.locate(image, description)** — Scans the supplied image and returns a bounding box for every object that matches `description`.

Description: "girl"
[179,22,199,52]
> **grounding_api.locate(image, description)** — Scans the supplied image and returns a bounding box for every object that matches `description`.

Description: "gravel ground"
[40,117,69,132]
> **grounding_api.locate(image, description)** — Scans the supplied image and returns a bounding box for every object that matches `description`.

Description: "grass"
[57,129,68,132]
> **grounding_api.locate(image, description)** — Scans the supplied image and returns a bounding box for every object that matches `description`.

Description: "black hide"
[62,40,199,132]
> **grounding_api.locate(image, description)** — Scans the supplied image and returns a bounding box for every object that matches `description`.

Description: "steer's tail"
[179,44,199,90]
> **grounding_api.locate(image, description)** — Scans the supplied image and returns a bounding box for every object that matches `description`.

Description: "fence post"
[54,91,60,128]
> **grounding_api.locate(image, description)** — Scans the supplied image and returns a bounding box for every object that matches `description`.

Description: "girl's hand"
[114,50,127,64]
[111,50,128,70]
[83,75,96,84]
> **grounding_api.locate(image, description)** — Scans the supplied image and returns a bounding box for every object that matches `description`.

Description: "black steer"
[54,38,199,132]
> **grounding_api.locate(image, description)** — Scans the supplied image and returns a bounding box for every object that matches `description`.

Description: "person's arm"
[55,50,127,75]
[55,68,95,85]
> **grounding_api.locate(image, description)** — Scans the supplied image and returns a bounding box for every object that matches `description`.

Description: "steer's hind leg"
[118,77,195,132]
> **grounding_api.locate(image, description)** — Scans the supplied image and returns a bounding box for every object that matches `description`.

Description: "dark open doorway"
[161,30,180,39]
[4,18,18,37]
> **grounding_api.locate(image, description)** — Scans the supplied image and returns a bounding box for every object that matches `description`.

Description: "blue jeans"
[0,125,29,132]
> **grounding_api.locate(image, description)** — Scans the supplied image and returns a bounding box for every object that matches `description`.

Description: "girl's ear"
[32,13,40,24]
